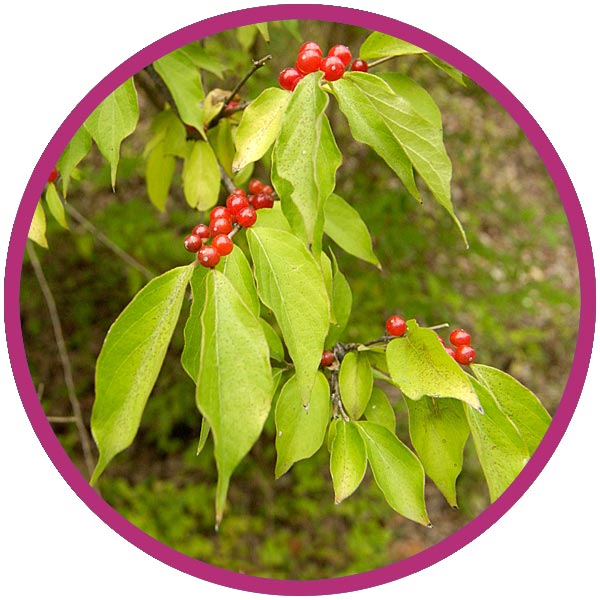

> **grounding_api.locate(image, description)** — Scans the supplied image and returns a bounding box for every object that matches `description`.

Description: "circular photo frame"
[5,4,594,596]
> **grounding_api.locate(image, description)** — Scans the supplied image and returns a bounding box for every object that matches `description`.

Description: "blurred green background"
[20,20,579,580]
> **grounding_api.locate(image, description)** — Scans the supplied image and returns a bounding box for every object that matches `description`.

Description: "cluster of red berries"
[183,180,274,268]
[440,329,477,366]
[279,41,369,91]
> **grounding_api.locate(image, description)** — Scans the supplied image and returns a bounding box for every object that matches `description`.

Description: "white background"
[1,2,597,598]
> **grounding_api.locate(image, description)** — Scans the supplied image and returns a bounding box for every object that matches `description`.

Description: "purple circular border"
[4,4,594,596]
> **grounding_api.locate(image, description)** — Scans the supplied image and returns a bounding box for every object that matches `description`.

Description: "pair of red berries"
[279,41,369,91]
[442,329,476,366]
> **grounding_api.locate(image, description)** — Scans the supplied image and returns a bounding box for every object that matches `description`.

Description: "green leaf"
[145,140,176,211]
[248,227,330,407]
[424,54,467,86]
[356,421,429,525]
[260,318,285,362]
[386,320,481,410]
[181,265,208,383]
[330,420,367,503]
[281,20,302,41]
[44,183,68,229]
[196,418,211,456]
[255,22,270,43]
[364,387,396,433]
[84,78,139,188]
[272,73,341,253]
[324,253,353,348]
[275,372,330,477]
[360,32,426,60]
[471,364,551,454]
[91,264,194,483]
[180,43,227,78]
[153,50,205,134]
[332,73,466,245]
[198,269,273,524]
[215,245,260,316]
[232,87,290,172]
[28,201,48,248]
[323,194,380,267]
[465,377,530,502]
[207,119,236,178]
[339,351,373,420]
[406,396,470,507]
[57,126,92,197]
[182,140,220,210]
[236,25,259,50]
[255,202,291,231]
[146,109,187,158]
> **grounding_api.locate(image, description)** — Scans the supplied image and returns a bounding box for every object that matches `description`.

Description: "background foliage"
[20,20,579,579]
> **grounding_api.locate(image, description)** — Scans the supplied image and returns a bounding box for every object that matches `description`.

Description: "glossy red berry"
[210,206,231,222]
[327,44,352,67]
[279,67,302,91]
[262,184,274,196]
[299,41,322,57]
[296,49,322,74]
[210,217,233,236]
[320,350,334,367]
[212,234,234,256]
[237,206,257,228]
[226,194,249,216]
[198,245,220,268]
[449,329,472,347]
[253,192,274,210]
[444,346,457,360]
[455,345,476,365]
[320,56,345,81]
[192,223,210,240]
[48,167,58,183]
[385,315,407,337]
[350,59,368,72]
[248,179,264,194]
[184,234,204,253]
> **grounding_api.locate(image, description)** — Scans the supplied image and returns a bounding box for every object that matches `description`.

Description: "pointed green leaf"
[236,25,259,50]
[330,420,367,503]
[424,54,467,86]
[272,73,341,253]
[327,418,338,452]
[386,320,480,410]
[198,269,273,524]
[182,140,220,211]
[232,87,290,172]
[364,387,396,433]
[180,43,227,78]
[324,253,353,348]
[208,119,236,178]
[181,266,208,383]
[215,245,259,316]
[360,32,426,60]
[153,50,205,134]
[57,126,92,197]
[466,377,530,502]
[28,201,48,248]
[145,109,187,158]
[406,396,470,507]
[275,372,330,477]
[255,201,291,231]
[356,421,429,525]
[84,78,139,188]
[196,418,211,456]
[248,227,329,407]
[44,183,68,229]
[260,318,285,362]
[323,194,380,267]
[471,364,551,454]
[255,22,270,43]
[91,264,194,483]
[332,73,466,244]
[145,140,176,211]
[339,351,373,420]
[320,252,335,324]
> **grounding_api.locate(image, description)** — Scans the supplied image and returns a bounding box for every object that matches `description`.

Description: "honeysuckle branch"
[26,242,95,478]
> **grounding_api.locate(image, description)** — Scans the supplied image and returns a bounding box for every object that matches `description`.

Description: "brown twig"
[26,242,95,478]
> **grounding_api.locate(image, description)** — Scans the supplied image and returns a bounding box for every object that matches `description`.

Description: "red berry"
[248,179,264,194]
[327,44,352,67]
[253,192,274,210]
[184,234,204,253]
[192,223,210,240]
[449,329,472,347]
[385,315,407,337]
[444,346,457,360]
[212,234,234,256]
[279,67,302,91]
[247,194,257,208]
[210,206,231,222]
[226,194,249,216]
[230,188,246,198]
[455,345,476,365]
[350,59,368,72]
[262,184,274,195]
[225,101,239,112]
[320,56,345,81]
[299,41,322,57]
[296,49,322,75]
[237,206,257,228]
[48,167,58,183]
[210,217,233,236]
[197,245,220,268]
[320,350,334,367]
